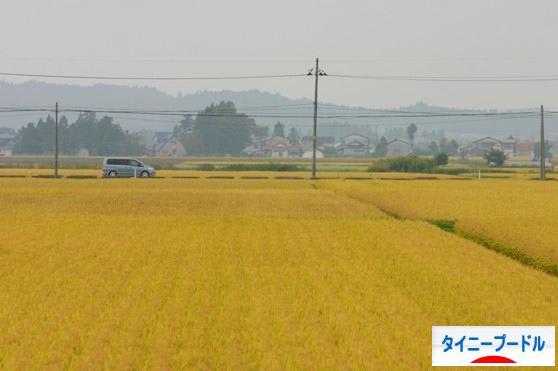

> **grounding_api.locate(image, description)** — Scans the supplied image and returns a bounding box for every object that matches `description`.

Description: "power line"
[0,108,53,113]
[0,72,306,81]
[0,106,541,120]
[0,57,313,63]
[328,74,558,82]
[58,108,540,120]
[1,108,542,128]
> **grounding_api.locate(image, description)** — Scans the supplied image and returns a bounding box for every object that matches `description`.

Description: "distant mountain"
[0,81,555,140]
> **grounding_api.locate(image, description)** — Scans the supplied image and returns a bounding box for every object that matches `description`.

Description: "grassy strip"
[427,219,558,277]
[427,219,456,233]
[31,175,63,179]
[455,229,558,277]
[274,176,305,180]
[66,175,99,179]
[195,163,305,172]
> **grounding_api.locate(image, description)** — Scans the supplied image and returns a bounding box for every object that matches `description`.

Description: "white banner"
[432,326,555,367]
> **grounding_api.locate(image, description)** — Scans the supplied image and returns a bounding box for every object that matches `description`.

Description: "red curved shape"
[471,355,516,364]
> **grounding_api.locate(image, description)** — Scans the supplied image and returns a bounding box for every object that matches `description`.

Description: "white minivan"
[102,158,156,177]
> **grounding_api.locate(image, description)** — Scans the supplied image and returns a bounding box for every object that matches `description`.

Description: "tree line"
[14,113,146,156]
[13,102,462,158]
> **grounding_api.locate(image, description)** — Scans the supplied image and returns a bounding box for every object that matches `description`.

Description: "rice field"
[0,176,557,369]
[324,179,558,274]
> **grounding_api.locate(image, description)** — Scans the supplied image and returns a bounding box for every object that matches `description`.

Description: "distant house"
[153,136,186,157]
[245,136,301,158]
[516,142,535,158]
[0,133,16,156]
[264,136,301,158]
[499,136,518,156]
[462,136,518,158]
[386,139,411,157]
[145,131,186,157]
[301,136,335,152]
[335,133,370,157]
[152,131,173,145]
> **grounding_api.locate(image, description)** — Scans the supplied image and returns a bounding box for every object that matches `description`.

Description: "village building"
[152,136,186,157]
[335,133,370,157]
[245,136,302,158]
[386,139,412,157]
[0,132,16,156]
[461,136,519,157]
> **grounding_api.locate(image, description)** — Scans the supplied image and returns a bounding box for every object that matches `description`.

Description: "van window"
[107,159,128,165]
[129,160,141,167]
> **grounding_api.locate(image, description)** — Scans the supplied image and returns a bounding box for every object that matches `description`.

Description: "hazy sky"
[2,0,558,109]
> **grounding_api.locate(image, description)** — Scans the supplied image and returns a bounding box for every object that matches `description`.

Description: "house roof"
[341,133,369,140]
[472,136,501,144]
[260,136,299,151]
[153,136,183,152]
[387,138,409,145]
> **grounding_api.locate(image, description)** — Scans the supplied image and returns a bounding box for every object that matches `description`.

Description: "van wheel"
[108,171,117,177]
[140,171,150,177]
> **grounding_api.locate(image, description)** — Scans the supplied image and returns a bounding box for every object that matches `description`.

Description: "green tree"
[174,115,195,136]
[13,116,58,154]
[14,113,146,156]
[434,152,449,165]
[374,136,388,157]
[287,127,300,144]
[193,101,254,155]
[484,149,506,166]
[406,123,418,148]
[251,125,269,141]
[272,122,285,138]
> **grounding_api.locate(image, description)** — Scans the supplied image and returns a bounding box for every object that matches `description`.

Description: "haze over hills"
[0,81,555,140]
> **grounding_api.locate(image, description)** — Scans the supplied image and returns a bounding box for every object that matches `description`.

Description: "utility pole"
[54,102,59,178]
[308,58,326,179]
[540,105,545,181]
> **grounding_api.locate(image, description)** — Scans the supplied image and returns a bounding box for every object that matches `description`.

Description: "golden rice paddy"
[324,179,558,270]
[0,176,556,369]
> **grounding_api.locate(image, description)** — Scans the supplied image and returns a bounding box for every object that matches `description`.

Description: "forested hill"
[0,81,554,138]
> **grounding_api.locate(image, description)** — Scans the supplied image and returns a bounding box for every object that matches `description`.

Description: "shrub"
[484,149,506,166]
[196,164,216,171]
[222,163,303,172]
[368,155,436,173]
[434,152,449,166]
[196,162,304,172]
